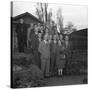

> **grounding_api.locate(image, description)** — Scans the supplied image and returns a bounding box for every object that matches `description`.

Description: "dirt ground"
[42,75,87,87]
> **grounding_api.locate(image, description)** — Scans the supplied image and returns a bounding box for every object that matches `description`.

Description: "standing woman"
[56,39,65,76]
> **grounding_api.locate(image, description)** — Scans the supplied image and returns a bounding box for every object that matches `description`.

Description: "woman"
[56,40,65,76]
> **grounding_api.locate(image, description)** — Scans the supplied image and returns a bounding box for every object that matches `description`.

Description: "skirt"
[56,55,65,69]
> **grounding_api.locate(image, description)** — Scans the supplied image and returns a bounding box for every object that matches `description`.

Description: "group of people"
[15,19,70,78]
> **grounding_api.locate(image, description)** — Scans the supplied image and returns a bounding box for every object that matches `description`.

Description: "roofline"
[12,12,43,23]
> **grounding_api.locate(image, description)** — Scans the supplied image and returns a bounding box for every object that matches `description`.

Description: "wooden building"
[66,28,88,75]
[69,28,87,50]
[11,12,43,50]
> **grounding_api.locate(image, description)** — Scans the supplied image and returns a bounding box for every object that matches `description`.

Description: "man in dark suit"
[16,19,28,52]
[30,24,40,68]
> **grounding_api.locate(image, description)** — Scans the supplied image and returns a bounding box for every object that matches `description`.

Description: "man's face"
[60,34,63,40]
[54,27,57,31]
[38,23,40,27]
[31,23,34,28]
[45,28,49,33]
[58,40,61,46]
[52,21,54,26]
[53,35,57,40]
[44,35,48,41]
[38,33,42,38]
[49,35,52,40]
[20,19,24,24]
[40,26,43,30]
[65,35,69,41]
[35,25,37,29]
[35,29,38,34]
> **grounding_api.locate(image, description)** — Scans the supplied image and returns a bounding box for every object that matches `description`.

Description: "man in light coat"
[38,34,50,77]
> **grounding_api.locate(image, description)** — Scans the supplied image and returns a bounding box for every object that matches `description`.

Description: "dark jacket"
[30,33,39,51]
[16,23,28,39]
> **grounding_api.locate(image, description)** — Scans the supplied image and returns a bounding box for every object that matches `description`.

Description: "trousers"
[41,56,50,76]
[50,53,56,74]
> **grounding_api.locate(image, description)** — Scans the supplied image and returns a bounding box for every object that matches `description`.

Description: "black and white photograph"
[11,1,88,88]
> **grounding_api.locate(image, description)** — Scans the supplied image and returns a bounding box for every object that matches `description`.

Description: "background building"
[11,12,43,50]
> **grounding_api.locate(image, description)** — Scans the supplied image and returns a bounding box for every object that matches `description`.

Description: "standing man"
[59,33,64,44]
[30,24,40,68]
[64,35,71,73]
[38,35,50,77]
[16,18,28,52]
[27,23,34,48]
[50,35,57,76]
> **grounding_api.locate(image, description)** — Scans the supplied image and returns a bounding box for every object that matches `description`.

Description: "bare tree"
[47,9,52,24]
[36,2,48,23]
[64,22,77,34]
[57,8,64,33]
[44,3,48,22]
[66,22,74,30]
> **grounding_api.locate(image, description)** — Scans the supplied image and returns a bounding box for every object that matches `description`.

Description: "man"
[38,33,42,42]
[38,35,50,77]
[16,18,28,52]
[30,24,40,68]
[64,35,71,73]
[59,33,64,45]
[27,23,34,48]
[50,35,57,76]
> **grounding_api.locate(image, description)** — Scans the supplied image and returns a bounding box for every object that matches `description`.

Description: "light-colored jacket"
[38,40,50,59]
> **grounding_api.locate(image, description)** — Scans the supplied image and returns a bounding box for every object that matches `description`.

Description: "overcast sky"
[12,1,88,30]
